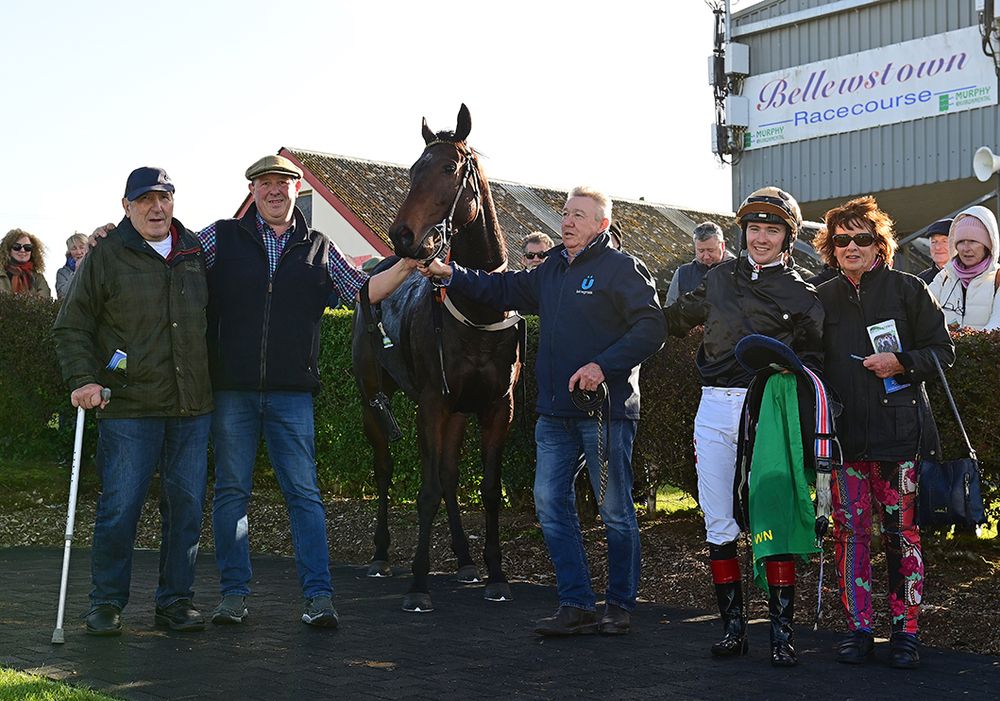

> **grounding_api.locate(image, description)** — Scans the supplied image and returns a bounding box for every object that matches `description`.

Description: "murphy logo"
[577,275,595,295]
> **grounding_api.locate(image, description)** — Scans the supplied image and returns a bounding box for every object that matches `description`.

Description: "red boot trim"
[710,558,741,584]
[766,559,796,586]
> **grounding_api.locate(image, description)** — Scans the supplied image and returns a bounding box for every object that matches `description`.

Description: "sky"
[0,0,748,287]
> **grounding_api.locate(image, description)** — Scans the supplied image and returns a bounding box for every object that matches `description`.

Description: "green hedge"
[1,294,997,521]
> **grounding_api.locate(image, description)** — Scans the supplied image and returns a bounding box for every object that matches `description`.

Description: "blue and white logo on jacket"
[577,275,595,295]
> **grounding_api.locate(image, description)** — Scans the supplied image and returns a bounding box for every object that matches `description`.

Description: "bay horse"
[352,104,522,612]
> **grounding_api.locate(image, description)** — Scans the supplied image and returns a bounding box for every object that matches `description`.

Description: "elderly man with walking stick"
[53,166,213,636]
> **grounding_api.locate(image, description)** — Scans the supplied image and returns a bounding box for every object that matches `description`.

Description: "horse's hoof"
[367,560,391,577]
[484,582,513,602]
[402,593,434,613]
[457,565,481,583]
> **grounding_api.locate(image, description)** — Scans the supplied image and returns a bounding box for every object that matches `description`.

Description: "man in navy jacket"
[420,186,665,636]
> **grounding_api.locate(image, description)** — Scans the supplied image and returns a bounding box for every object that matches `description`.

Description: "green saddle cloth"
[748,372,819,591]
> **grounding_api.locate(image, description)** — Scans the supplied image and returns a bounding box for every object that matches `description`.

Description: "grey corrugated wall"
[729,0,998,209]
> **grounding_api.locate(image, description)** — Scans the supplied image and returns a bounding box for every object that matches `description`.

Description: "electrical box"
[724,42,750,76]
[725,96,750,128]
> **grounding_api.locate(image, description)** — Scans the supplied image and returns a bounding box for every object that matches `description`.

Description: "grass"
[0,669,118,701]
[654,484,699,516]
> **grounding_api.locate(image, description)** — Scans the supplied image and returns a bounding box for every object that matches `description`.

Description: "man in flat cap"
[201,154,416,628]
[54,167,213,636]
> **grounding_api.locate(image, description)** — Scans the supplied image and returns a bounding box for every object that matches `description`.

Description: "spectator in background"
[665,221,733,304]
[1,229,50,298]
[521,231,554,269]
[927,208,1000,331]
[56,232,89,299]
[917,218,953,285]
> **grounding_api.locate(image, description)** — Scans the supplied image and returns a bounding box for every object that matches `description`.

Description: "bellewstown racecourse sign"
[742,26,997,150]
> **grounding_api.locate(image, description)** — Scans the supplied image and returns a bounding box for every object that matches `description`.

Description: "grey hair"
[66,232,88,249]
[568,185,613,223]
[692,221,724,243]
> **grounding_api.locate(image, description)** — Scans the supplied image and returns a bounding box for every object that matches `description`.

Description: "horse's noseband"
[416,140,482,265]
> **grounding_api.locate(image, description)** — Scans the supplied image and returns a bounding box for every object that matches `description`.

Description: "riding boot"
[709,543,747,657]
[766,558,797,667]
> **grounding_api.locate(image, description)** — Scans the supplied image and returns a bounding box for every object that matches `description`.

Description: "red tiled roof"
[282,147,818,284]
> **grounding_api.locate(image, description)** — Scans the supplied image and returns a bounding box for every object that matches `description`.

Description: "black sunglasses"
[11,243,33,252]
[523,252,546,260]
[832,233,875,248]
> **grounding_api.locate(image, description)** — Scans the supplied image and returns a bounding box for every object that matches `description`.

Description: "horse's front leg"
[402,400,448,612]
[438,412,478,582]
[478,393,515,602]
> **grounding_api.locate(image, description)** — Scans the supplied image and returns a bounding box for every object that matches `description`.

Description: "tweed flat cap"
[245,154,303,181]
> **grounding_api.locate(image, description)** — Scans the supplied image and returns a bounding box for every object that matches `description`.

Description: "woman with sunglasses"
[926,207,1000,331]
[1,228,50,298]
[813,196,953,670]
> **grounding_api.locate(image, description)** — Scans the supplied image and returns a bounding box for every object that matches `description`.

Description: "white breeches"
[693,386,747,546]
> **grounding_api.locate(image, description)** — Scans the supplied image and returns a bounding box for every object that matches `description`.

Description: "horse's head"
[389,104,482,261]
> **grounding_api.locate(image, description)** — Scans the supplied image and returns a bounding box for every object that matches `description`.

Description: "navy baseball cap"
[923,218,952,238]
[124,167,175,202]
[735,334,805,375]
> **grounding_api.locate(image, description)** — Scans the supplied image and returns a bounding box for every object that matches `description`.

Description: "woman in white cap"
[927,206,1000,331]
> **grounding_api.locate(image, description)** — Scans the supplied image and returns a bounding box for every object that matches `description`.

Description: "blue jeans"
[211,391,332,599]
[91,415,210,610]
[533,415,640,612]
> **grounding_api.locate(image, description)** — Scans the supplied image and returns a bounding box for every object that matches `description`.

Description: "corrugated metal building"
[729,0,999,267]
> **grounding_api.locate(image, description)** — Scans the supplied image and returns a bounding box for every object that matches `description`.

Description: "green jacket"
[52,217,212,419]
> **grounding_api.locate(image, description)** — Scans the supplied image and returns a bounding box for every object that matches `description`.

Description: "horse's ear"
[422,117,435,144]
[455,104,471,142]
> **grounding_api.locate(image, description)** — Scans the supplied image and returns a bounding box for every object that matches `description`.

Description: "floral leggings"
[831,460,923,635]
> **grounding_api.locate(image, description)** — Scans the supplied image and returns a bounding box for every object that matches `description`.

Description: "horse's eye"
[444,163,458,173]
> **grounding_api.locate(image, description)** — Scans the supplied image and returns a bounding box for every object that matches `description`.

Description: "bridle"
[413,140,482,265]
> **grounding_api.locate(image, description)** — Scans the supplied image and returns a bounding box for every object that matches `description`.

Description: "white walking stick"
[52,388,109,644]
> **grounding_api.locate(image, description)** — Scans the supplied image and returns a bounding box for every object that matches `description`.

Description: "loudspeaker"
[973,146,1000,182]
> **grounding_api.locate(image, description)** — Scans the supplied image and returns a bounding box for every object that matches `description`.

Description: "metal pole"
[51,406,86,644]
[51,387,109,644]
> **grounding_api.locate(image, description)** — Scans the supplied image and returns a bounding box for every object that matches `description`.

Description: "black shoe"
[154,599,205,632]
[533,606,598,636]
[768,584,797,667]
[836,630,875,664]
[598,604,631,635]
[889,632,920,669]
[711,581,748,657]
[85,604,122,637]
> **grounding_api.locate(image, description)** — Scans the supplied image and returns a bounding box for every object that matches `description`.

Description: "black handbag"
[916,354,986,527]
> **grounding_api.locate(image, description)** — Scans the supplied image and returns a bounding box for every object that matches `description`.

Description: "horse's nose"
[391,224,414,254]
